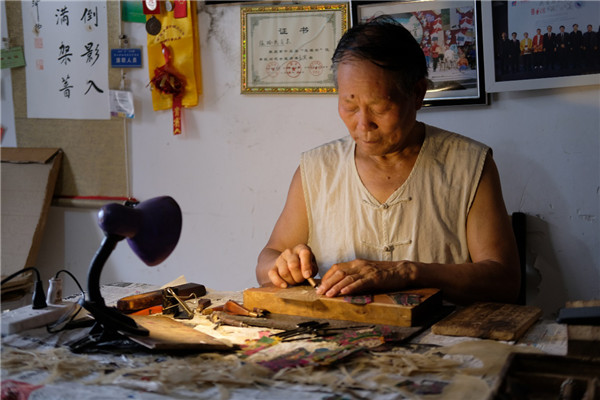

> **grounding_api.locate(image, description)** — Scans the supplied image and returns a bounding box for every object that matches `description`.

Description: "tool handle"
[223,300,257,317]
[116,283,206,313]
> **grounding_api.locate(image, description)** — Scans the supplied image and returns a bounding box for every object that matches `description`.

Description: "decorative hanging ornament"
[150,43,185,135]
[142,0,160,14]
[145,16,161,36]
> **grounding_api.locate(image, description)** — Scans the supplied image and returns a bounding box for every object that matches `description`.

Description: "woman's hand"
[316,259,416,297]
[268,244,318,288]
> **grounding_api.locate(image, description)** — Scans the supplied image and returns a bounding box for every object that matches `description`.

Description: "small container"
[47,277,63,305]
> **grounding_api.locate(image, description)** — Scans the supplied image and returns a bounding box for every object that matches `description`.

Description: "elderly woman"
[256,17,520,305]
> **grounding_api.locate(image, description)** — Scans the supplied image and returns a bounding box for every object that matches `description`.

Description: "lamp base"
[68,301,149,353]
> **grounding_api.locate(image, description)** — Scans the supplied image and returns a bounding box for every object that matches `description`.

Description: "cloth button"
[384,245,394,252]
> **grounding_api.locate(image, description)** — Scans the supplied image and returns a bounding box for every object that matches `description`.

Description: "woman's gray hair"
[331,16,428,96]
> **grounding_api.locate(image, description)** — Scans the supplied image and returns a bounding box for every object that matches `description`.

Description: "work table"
[0,283,585,400]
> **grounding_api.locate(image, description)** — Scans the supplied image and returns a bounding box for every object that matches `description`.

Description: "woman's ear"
[414,78,429,110]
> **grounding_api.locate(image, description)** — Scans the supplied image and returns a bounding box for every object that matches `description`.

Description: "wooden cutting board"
[243,286,442,327]
[431,302,542,341]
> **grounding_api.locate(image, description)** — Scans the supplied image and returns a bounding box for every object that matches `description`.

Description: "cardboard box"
[1,148,63,291]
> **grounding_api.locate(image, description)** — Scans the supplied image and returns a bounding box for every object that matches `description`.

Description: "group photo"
[491,1,599,81]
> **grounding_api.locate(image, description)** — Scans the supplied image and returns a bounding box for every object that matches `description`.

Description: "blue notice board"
[111,48,142,68]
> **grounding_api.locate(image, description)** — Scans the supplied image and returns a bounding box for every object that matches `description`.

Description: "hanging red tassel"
[150,43,185,135]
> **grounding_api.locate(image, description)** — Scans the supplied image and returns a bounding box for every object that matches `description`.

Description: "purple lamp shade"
[97,196,182,266]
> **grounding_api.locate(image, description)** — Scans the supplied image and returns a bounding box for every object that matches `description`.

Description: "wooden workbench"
[0,285,575,400]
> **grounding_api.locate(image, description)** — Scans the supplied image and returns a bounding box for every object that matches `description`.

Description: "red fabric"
[1,380,44,400]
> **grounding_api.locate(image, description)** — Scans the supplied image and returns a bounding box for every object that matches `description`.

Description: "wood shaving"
[1,341,466,397]
[435,339,543,377]
[1,347,105,383]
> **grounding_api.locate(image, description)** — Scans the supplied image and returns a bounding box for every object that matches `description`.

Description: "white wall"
[1,0,17,147]
[11,4,599,317]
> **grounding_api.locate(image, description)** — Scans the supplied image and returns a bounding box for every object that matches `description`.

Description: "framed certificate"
[241,3,349,94]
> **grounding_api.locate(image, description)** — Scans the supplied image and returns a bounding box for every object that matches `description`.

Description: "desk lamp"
[70,196,182,351]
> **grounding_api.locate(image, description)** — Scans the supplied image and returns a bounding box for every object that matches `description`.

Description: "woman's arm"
[256,167,318,287]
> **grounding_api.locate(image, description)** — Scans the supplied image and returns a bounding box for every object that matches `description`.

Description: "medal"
[146,16,161,36]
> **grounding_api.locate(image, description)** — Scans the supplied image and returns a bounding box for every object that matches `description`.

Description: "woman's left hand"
[316,259,415,297]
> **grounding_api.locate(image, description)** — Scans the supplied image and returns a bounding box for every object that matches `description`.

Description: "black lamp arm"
[74,233,149,346]
[86,234,125,306]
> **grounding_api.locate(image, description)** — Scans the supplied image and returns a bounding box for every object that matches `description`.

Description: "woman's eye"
[372,105,391,115]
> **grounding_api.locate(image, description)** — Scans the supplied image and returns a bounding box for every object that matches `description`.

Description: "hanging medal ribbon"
[150,43,185,135]
[142,0,160,15]
[173,1,187,18]
[145,0,201,136]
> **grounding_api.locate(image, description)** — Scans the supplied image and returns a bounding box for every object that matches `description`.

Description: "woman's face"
[337,59,424,157]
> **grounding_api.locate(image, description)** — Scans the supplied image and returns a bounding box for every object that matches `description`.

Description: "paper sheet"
[21,1,110,119]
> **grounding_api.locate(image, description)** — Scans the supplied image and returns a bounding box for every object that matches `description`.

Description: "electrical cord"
[1,266,47,309]
[54,269,85,294]
[0,267,90,333]
[1,266,41,285]
[46,269,88,333]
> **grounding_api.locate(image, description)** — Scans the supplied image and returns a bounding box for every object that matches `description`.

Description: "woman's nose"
[356,110,376,132]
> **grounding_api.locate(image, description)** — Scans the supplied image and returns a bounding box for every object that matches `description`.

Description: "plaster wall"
[4,4,598,317]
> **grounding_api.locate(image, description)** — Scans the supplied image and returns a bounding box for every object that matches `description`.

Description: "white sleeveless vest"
[300,124,489,278]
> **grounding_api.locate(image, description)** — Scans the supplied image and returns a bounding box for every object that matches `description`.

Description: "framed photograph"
[352,0,488,107]
[482,1,600,93]
[241,3,349,94]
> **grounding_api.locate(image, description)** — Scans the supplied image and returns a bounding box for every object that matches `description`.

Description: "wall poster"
[21,0,110,119]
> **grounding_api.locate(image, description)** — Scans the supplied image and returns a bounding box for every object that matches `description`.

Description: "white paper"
[109,90,134,118]
[21,1,110,119]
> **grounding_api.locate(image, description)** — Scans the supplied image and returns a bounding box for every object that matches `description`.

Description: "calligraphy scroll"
[21,0,110,120]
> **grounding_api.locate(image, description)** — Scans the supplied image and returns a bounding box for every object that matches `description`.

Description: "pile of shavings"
[1,335,464,398]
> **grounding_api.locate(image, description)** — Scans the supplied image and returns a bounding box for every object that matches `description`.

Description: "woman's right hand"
[268,244,318,288]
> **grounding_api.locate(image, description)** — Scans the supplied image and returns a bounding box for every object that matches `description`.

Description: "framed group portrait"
[481,1,600,93]
[352,0,488,107]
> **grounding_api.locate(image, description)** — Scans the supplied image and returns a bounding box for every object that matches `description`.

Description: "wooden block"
[431,302,542,341]
[566,300,600,359]
[129,315,234,351]
[243,286,442,327]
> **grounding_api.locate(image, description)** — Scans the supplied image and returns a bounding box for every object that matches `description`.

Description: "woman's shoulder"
[425,124,489,154]
[302,136,354,159]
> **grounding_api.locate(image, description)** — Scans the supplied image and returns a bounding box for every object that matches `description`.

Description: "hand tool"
[209,311,249,328]
[223,300,263,317]
[162,287,194,319]
[195,298,212,313]
[130,305,163,316]
[273,321,329,339]
[116,282,206,313]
